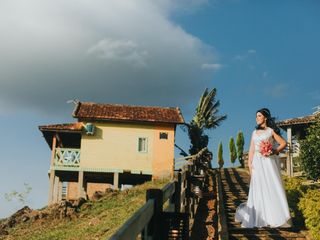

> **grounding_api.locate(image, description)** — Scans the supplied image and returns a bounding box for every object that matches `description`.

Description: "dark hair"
[256,108,281,135]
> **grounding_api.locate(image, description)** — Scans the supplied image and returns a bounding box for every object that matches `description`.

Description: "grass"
[2,178,169,240]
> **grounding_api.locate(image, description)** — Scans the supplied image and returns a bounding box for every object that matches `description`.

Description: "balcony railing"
[54,148,80,167]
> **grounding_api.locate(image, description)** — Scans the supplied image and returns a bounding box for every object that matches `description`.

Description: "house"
[277,110,320,176]
[39,102,185,204]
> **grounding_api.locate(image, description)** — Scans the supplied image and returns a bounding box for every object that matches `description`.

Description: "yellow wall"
[152,125,175,179]
[80,122,175,177]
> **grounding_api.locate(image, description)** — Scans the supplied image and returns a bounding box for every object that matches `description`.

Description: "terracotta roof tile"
[39,122,83,132]
[277,113,319,127]
[72,102,185,124]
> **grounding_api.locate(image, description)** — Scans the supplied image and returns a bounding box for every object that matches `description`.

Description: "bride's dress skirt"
[235,127,292,228]
[235,152,292,228]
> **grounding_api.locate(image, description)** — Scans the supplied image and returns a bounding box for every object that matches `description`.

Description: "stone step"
[222,189,247,192]
[223,194,247,197]
[228,229,306,239]
[229,235,306,240]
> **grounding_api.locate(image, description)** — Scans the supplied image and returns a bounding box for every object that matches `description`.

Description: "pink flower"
[259,140,273,157]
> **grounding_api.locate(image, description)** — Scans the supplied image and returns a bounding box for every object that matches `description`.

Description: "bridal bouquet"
[259,140,273,157]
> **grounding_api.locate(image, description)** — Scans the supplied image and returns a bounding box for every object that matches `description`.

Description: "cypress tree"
[218,142,224,169]
[229,137,237,166]
[236,131,245,168]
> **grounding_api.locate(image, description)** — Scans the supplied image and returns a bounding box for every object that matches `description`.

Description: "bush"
[299,115,320,181]
[298,189,320,240]
[283,176,306,226]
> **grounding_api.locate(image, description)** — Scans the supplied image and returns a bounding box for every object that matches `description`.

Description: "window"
[138,137,148,152]
[159,132,168,139]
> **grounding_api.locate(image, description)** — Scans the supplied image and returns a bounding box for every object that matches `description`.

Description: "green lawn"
[2,178,169,240]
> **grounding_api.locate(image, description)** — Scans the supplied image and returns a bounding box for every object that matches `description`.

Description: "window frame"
[137,137,148,153]
[159,132,168,140]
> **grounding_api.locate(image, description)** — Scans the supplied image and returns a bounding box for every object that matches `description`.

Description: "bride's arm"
[272,130,287,155]
[248,132,255,175]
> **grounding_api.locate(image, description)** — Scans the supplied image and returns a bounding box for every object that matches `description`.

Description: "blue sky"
[1,0,320,218]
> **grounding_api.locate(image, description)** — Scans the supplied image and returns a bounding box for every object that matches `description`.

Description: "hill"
[0,178,169,240]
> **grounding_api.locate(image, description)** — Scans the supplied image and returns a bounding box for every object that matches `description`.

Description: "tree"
[299,116,320,181]
[218,142,224,169]
[4,183,32,204]
[187,88,227,155]
[236,131,245,168]
[229,137,237,166]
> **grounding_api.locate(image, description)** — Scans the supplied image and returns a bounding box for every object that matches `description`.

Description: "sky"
[1,0,320,218]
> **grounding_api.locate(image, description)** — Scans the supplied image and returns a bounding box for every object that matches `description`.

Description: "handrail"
[109,200,154,240]
[54,148,80,167]
[109,148,208,240]
[162,182,175,204]
[175,147,208,162]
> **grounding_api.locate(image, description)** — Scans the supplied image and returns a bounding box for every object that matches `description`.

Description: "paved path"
[221,168,307,240]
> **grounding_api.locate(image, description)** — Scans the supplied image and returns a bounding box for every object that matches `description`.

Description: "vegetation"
[283,176,320,240]
[298,189,320,240]
[299,115,320,181]
[283,176,306,227]
[186,88,226,157]
[1,179,169,240]
[236,131,245,167]
[4,183,32,205]
[217,142,224,169]
[229,137,237,166]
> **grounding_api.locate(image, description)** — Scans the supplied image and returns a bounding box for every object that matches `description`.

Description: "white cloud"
[248,49,256,54]
[87,38,149,68]
[201,63,223,70]
[0,0,218,115]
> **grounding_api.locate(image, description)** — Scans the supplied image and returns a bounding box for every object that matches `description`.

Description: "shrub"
[298,189,320,240]
[299,115,320,181]
[283,176,306,226]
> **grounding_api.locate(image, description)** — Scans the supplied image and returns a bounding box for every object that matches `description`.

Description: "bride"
[235,108,292,228]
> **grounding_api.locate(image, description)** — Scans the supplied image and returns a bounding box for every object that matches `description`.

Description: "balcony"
[54,148,80,168]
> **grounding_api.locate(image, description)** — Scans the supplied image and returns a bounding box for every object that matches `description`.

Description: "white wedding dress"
[235,127,292,228]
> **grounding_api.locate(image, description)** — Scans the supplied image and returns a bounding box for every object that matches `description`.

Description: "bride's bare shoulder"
[268,127,275,135]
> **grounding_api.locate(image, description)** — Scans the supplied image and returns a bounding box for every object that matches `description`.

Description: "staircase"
[220,168,307,240]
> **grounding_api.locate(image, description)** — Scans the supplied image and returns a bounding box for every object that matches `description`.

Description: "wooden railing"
[54,148,80,167]
[109,148,208,240]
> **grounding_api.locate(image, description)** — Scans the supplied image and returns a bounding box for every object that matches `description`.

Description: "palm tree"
[187,88,227,155]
